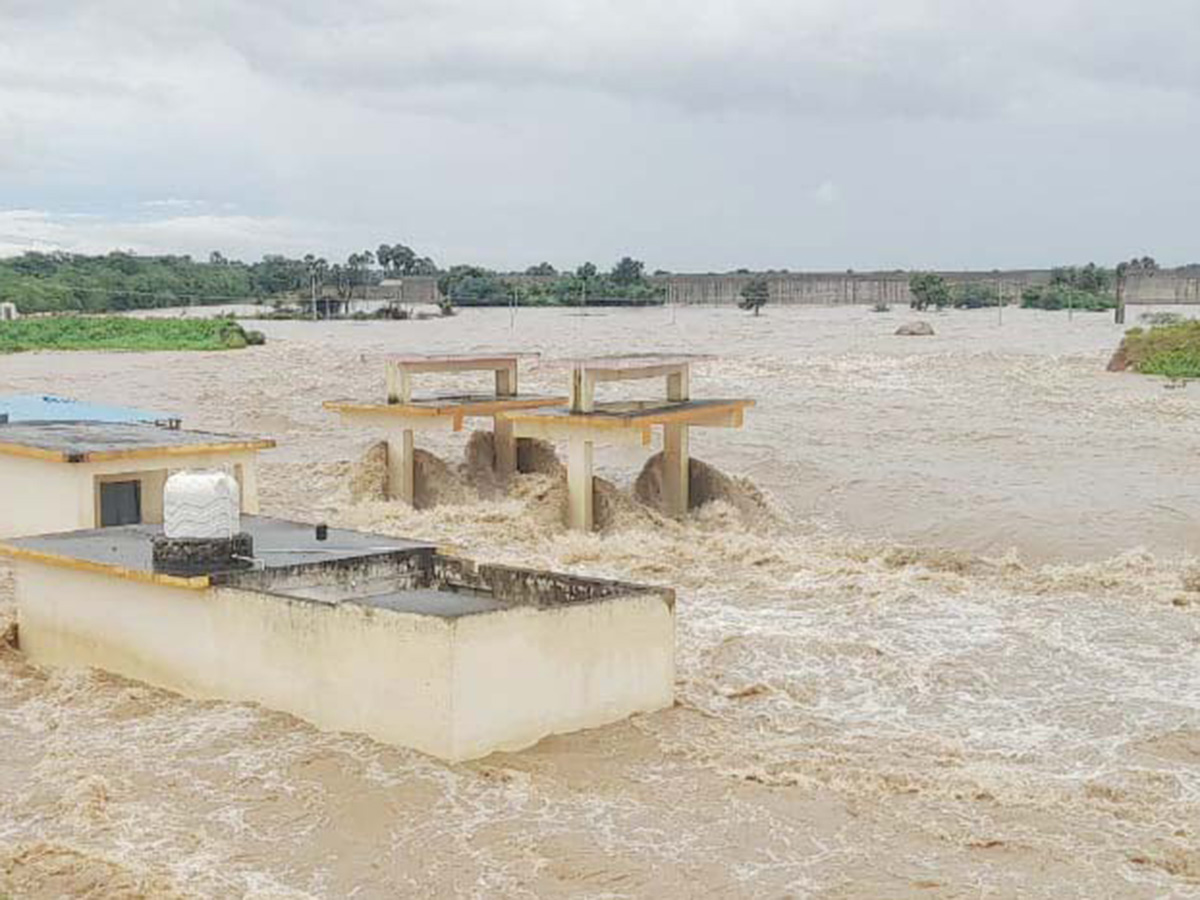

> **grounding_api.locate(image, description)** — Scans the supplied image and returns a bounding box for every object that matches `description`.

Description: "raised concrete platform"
[2,517,675,761]
[326,353,565,504]
[498,355,755,530]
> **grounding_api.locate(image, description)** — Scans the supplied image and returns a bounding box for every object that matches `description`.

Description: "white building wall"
[449,596,676,760]
[16,562,457,758]
[0,456,92,538]
[0,450,260,539]
[14,559,676,762]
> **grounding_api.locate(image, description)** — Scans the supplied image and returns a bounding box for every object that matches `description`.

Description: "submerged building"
[0,421,272,538]
[0,422,676,762]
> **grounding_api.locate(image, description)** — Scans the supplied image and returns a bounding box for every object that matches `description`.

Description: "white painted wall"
[14,559,675,762]
[0,456,92,538]
[0,451,260,539]
[449,597,676,760]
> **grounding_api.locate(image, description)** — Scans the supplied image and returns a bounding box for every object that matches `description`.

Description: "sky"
[0,0,1197,271]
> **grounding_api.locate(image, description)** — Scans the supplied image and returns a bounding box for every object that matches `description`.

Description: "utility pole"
[1116,270,1127,325]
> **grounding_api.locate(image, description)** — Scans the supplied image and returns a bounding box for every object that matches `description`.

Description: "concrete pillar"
[386,366,413,405]
[495,364,518,397]
[387,429,415,505]
[667,369,689,403]
[235,460,260,514]
[567,436,594,531]
[569,369,595,413]
[662,425,689,519]
[140,470,168,523]
[493,415,516,480]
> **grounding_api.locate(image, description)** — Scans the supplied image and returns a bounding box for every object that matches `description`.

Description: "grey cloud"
[0,0,1197,269]
[6,1,1198,119]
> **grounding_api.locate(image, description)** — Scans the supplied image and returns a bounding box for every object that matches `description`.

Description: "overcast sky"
[1,0,1197,271]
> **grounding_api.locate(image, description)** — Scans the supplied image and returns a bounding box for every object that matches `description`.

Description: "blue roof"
[0,395,178,426]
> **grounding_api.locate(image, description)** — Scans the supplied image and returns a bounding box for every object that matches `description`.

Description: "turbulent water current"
[2,305,1200,898]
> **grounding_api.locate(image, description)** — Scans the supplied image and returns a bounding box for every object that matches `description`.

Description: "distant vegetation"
[1113,320,1200,379]
[0,316,263,353]
[738,278,769,315]
[950,282,1002,309]
[908,273,952,311]
[907,264,1126,313]
[0,245,1175,320]
[0,246,666,313]
[1021,264,1116,311]
[440,257,664,307]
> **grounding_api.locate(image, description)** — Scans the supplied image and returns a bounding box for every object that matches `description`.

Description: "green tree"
[908,272,951,311]
[376,244,392,273]
[525,262,557,276]
[436,265,509,305]
[738,278,769,316]
[611,256,645,285]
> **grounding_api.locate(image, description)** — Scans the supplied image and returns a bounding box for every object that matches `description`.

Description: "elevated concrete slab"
[0,421,273,464]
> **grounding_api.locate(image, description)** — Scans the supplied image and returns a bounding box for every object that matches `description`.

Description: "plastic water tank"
[163,470,241,539]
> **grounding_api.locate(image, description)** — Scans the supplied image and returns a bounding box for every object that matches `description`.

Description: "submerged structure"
[325,353,563,503]
[500,354,755,530]
[0,419,675,762]
[2,516,675,762]
[0,421,273,538]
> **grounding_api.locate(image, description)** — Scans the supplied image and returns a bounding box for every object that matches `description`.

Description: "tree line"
[0,245,666,313]
[904,258,1161,314]
[0,243,1176,316]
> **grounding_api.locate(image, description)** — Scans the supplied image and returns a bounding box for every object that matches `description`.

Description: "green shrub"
[951,282,1001,309]
[1021,284,1115,311]
[1120,320,1200,378]
[0,316,256,353]
[1139,312,1185,326]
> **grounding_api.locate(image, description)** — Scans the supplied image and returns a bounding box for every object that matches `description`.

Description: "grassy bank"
[0,316,263,353]
[1114,320,1200,378]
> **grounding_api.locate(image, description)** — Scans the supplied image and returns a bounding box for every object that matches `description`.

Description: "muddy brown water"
[2,306,1200,898]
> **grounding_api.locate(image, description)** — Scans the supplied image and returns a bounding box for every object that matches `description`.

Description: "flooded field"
[3,305,1200,898]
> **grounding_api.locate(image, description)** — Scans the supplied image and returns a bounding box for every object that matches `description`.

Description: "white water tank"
[163,470,241,539]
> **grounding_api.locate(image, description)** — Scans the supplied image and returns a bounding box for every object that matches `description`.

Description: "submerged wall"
[14,559,675,761]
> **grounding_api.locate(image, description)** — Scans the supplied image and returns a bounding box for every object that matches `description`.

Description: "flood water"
[2,305,1200,898]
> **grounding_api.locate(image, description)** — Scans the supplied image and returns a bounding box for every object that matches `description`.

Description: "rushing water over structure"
[2,306,1200,897]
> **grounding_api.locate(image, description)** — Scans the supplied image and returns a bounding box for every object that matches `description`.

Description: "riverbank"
[0,316,262,353]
